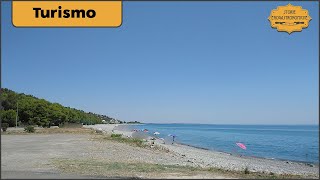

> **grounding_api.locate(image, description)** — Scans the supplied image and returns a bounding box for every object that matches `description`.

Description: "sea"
[128,124,319,164]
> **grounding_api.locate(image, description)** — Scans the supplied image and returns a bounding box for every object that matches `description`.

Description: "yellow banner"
[12,1,122,27]
[268,4,311,34]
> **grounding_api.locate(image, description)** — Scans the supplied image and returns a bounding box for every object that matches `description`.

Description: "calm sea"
[129,124,319,163]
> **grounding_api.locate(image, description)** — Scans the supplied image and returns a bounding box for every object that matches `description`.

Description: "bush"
[111,133,122,138]
[106,136,145,148]
[244,167,250,174]
[0,110,17,127]
[1,123,9,132]
[24,126,35,133]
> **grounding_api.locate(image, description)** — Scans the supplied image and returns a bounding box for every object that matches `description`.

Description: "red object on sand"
[236,143,247,150]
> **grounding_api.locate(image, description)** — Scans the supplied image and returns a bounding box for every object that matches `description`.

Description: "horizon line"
[136,122,319,126]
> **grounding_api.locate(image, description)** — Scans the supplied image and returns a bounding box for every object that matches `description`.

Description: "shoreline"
[84,124,319,177]
[87,124,319,165]
[177,142,319,166]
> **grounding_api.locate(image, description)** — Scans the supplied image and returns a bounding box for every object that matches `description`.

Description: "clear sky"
[1,2,319,125]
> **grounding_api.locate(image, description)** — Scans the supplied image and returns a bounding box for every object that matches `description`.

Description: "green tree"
[0,109,17,127]
[0,88,121,126]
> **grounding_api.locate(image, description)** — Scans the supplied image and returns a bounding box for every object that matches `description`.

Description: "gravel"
[2,125,319,178]
[85,124,319,177]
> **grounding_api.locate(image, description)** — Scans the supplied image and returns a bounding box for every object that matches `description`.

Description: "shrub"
[0,110,17,127]
[111,133,122,138]
[24,126,35,133]
[1,123,9,132]
[244,167,250,174]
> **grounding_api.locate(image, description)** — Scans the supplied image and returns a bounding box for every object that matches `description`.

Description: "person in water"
[172,135,175,144]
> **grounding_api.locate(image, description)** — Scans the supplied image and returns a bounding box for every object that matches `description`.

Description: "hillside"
[0,88,123,127]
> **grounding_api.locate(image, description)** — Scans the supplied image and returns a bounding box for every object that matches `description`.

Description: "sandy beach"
[1,125,319,179]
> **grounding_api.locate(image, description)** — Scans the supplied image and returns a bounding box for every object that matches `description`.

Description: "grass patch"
[1,128,95,135]
[106,135,147,148]
[111,133,122,138]
[52,159,307,179]
[53,159,206,178]
[94,134,170,152]
[35,128,95,134]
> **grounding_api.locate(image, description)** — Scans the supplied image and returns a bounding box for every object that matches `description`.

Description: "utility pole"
[16,102,18,128]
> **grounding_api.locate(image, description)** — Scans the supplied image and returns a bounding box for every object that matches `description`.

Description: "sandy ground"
[1,133,102,179]
[1,125,319,179]
[1,132,229,179]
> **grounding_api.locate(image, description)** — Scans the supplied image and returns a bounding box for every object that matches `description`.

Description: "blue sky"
[1,2,319,124]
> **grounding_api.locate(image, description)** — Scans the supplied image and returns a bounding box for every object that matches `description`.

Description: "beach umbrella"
[153,132,160,135]
[236,142,247,150]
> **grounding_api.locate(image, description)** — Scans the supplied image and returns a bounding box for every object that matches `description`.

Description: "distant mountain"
[0,88,124,127]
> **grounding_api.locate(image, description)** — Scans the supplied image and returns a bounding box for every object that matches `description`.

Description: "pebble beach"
[84,124,319,177]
